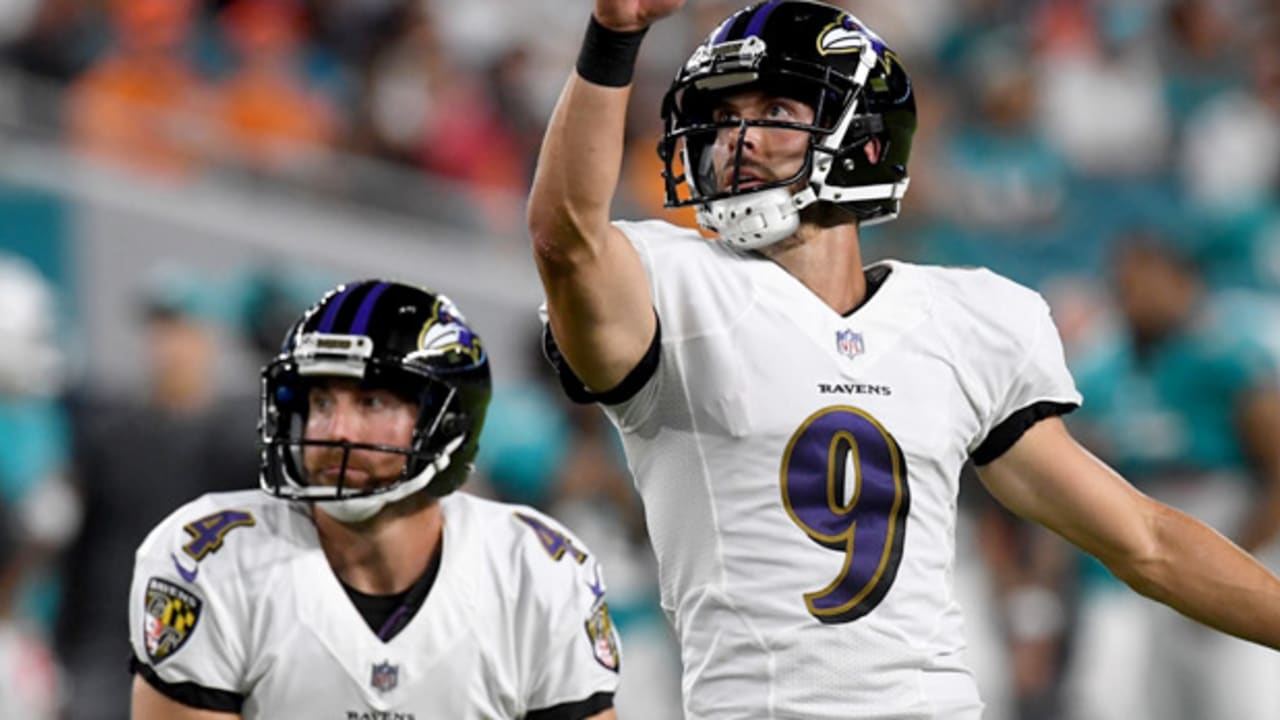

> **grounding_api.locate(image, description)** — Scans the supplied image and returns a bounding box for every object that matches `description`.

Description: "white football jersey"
[129,490,620,719]
[581,220,1081,720]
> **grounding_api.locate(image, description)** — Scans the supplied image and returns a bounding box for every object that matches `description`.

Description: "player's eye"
[712,107,740,123]
[766,102,794,119]
[309,390,334,412]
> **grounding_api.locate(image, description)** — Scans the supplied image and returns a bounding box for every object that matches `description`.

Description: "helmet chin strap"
[314,434,465,524]
[699,186,810,250]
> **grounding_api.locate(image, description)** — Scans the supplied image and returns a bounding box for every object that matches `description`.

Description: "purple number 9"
[780,406,910,624]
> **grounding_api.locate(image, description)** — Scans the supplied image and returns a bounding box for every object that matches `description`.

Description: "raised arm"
[526,0,682,394]
[976,416,1280,650]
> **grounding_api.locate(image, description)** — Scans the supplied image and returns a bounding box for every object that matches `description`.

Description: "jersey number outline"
[182,510,256,561]
[780,405,910,624]
[515,512,588,564]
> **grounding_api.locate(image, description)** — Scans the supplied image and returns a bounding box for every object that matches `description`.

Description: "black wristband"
[576,16,648,87]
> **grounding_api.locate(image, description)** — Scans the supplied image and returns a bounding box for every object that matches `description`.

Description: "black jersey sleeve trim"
[542,311,661,406]
[526,691,615,720]
[130,654,245,713]
[971,400,1079,466]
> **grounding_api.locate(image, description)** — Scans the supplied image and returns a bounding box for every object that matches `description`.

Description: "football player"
[128,281,620,719]
[0,254,71,720]
[0,499,61,720]
[526,1,1280,717]
[1064,232,1280,720]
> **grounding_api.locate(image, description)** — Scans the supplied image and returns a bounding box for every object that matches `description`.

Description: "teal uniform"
[1064,294,1280,720]
[0,397,71,629]
[1070,295,1279,586]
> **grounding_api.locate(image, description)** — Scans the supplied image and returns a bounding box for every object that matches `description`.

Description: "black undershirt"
[340,541,443,641]
[846,263,892,316]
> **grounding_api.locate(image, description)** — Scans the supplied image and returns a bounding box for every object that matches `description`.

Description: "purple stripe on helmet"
[713,13,738,43]
[317,283,358,332]
[743,0,783,38]
[349,281,390,335]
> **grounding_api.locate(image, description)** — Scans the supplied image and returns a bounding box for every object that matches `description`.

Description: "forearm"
[1108,500,1280,650]
[978,419,1280,651]
[525,11,660,392]
[527,55,635,268]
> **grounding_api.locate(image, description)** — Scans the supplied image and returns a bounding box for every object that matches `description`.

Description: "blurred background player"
[1063,229,1280,720]
[58,265,257,720]
[0,253,75,720]
[0,499,61,720]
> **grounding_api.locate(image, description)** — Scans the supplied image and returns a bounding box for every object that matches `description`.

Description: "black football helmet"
[658,0,916,248]
[259,280,490,522]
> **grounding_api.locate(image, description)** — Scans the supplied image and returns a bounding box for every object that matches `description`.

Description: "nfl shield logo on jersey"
[370,661,399,693]
[836,329,865,359]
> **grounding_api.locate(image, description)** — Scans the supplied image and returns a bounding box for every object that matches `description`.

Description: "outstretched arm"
[526,0,683,394]
[976,416,1280,650]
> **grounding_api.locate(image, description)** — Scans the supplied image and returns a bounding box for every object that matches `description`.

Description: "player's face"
[709,90,815,193]
[302,378,417,490]
[1114,246,1197,339]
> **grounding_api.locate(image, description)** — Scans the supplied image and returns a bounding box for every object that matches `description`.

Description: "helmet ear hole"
[436,413,467,442]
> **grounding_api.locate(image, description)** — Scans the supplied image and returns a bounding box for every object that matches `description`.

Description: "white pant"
[1064,480,1280,720]
[953,512,1013,720]
[1064,586,1280,720]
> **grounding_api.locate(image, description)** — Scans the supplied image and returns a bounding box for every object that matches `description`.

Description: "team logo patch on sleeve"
[584,601,621,672]
[143,577,204,663]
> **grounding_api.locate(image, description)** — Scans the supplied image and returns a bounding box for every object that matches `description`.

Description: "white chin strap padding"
[315,435,465,524]
[698,186,817,250]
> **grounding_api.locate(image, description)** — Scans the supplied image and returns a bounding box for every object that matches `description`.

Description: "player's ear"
[863,137,883,165]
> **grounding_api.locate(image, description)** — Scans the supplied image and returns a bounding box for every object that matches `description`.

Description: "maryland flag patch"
[584,601,621,672]
[143,577,203,663]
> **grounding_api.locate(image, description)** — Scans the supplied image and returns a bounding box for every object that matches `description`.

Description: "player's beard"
[718,161,773,192]
[304,447,405,494]
[305,452,420,526]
